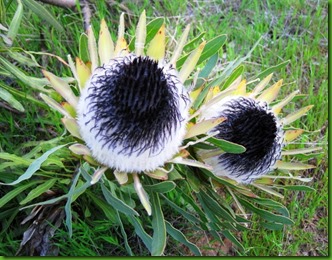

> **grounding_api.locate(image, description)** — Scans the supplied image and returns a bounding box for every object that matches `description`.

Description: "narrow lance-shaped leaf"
[22,0,64,32]
[144,181,176,193]
[0,56,50,92]
[101,183,139,216]
[151,192,166,256]
[42,70,78,108]
[75,57,91,90]
[284,129,304,142]
[251,73,273,96]
[127,215,152,251]
[0,87,24,112]
[165,221,202,256]
[135,10,146,56]
[207,137,246,154]
[61,118,82,139]
[281,147,322,155]
[179,41,206,82]
[147,23,165,60]
[274,160,316,170]
[281,105,314,125]
[196,34,227,65]
[185,117,226,139]
[133,173,151,216]
[272,90,300,114]
[257,79,283,103]
[170,24,190,66]
[254,60,290,81]
[40,93,72,118]
[6,0,23,45]
[0,181,41,208]
[19,179,57,205]
[0,144,68,186]
[98,19,114,64]
[114,13,128,55]
[87,25,99,71]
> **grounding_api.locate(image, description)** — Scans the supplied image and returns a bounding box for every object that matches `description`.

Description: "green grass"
[0,0,328,256]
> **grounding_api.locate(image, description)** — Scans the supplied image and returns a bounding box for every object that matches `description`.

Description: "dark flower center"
[86,56,185,156]
[215,97,281,179]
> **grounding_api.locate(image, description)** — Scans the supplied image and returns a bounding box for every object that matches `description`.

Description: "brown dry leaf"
[16,202,65,256]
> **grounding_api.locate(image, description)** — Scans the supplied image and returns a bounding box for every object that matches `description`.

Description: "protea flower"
[39,11,209,214]
[194,75,317,184]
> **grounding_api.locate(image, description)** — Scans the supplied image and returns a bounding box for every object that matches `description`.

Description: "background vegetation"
[0,0,328,256]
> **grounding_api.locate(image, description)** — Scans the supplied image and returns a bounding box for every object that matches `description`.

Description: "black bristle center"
[216,97,280,179]
[86,56,184,156]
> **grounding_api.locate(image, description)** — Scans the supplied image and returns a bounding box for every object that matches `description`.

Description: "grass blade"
[0,180,40,208]
[6,0,23,45]
[22,0,64,32]
[19,178,57,205]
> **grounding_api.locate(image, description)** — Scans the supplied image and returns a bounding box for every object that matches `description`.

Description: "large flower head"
[77,54,189,172]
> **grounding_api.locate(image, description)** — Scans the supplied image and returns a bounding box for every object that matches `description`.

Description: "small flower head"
[195,76,315,184]
[202,96,283,183]
[77,54,189,172]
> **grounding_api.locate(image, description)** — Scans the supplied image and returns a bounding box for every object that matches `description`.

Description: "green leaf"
[6,0,23,45]
[207,37,262,90]
[151,192,166,256]
[174,186,209,223]
[65,170,81,237]
[220,65,244,90]
[198,189,236,223]
[19,178,57,205]
[128,17,164,51]
[127,215,152,252]
[207,137,246,154]
[261,221,284,230]
[161,194,203,225]
[197,35,227,65]
[183,32,205,51]
[22,0,64,32]
[254,60,290,81]
[176,32,205,69]
[194,53,219,89]
[8,50,40,67]
[165,221,202,256]
[101,184,139,216]
[0,152,32,167]
[278,185,315,192]
[144,181,176,193]
[0,144,68,186]
[250,197,285,208]
[87,191,117,224]
[0,81,46,108]
[0,56,50,92]
[79,33,89,63]
[0,180,41,208]
[116,211,134,256]
[238,198,294,225]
